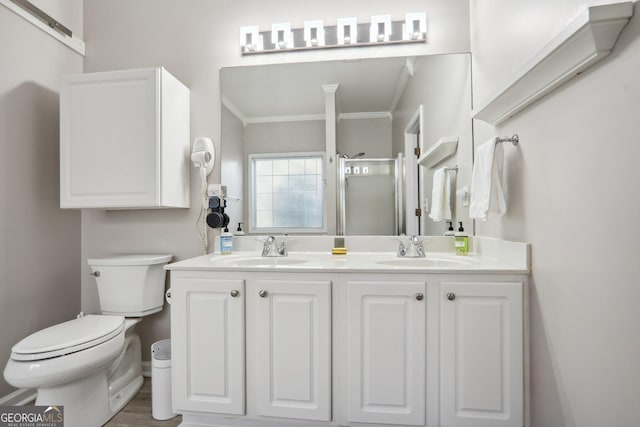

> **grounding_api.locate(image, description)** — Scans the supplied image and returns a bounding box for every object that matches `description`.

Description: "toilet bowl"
[3,254,172,427]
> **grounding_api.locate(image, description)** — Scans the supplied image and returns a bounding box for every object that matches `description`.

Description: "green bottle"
[454,222,468,255]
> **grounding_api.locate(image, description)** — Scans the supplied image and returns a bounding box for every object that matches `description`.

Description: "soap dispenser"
[454,222,468,255]
[444,221,455,236]
[235,222,245,236]
[220,226,233,255]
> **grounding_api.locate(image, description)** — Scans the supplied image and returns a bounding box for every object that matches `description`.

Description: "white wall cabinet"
[170,274,245,415]
[346,280,426,425]
[249,279,331,421]
[170,270,526,427]
[440,281,524,427]
[60,67,190,209]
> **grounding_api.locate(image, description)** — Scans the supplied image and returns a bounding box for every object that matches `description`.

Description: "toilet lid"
[11,315,125,361]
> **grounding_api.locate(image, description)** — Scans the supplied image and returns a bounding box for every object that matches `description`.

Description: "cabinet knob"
[446,292,456,301]
[230,290,239,298]
[258,290,268,298]
[89,271,100,277]
[415,293,424,301]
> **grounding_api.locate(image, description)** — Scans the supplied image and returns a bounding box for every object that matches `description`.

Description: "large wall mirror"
[220,53,472,236]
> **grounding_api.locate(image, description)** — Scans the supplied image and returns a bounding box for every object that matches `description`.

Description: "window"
[249,152,325,233]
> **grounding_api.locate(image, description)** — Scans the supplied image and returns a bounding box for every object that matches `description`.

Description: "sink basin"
[376,256,473,268]
[212,256,309,267]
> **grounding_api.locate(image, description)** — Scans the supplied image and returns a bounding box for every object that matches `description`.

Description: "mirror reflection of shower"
[337,156,403,236]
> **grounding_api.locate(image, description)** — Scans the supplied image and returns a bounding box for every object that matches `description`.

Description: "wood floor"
[104,378,181,427]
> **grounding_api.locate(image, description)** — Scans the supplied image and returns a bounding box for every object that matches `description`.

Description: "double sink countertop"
[166,236,530,274]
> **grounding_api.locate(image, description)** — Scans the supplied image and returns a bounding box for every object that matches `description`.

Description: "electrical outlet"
[353,167,360,174]
[362,166,369,174]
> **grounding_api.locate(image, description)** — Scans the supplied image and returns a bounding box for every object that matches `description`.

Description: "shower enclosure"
[337,156,403,235]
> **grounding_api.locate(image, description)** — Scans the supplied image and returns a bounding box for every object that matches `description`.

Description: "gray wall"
[244,120,325,155]
[0,2,82,396]
[82,0,470,360]
[337,117,392,159]
[221,105,245,232]
[392,54,472,236]
[471,1,640,426]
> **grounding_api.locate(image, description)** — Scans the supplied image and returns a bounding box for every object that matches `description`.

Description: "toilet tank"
[88,255,172,316]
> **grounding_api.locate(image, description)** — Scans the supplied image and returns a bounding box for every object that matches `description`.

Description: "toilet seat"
[11,315,125,362]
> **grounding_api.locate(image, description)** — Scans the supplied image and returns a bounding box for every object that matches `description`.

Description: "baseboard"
[0,388,37,406]
[142,360,152,378]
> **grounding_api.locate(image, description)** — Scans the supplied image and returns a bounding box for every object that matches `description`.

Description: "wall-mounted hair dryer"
[192,137,216,255]
[191,137,215,175]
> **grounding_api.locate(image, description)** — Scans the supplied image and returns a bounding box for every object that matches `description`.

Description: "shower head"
[338,152,366,159]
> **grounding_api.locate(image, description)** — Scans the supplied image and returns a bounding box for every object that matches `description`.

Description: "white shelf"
[473,2,633,126]
[417,136,458,168]
[0,0,85,55]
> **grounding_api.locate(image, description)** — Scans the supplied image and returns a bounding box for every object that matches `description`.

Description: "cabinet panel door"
[440,282,523,427]
[347,281,426,425]
[171,277,245,414]
[253,280,331,421]
[61,69,159,208]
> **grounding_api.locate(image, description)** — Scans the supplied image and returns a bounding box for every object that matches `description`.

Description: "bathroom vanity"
[166,236,530,427]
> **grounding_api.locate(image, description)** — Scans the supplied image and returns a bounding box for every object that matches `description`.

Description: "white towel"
[428,166,452,222]
[470,138,506,220]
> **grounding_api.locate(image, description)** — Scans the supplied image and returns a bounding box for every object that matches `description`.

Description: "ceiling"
[221,56,412,120]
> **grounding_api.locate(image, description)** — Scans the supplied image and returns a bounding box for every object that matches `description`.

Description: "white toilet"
[3,254,172,427]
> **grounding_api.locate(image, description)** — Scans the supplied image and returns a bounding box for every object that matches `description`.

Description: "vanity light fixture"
[304,20,325,47]
[239,12,426,55]
[271,22,292,49]
[370,15,391,42]
[404,12,426,41]
[337,17,357,45]
[239,25,261,53]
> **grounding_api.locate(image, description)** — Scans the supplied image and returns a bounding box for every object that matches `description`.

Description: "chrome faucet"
[397,235,425,258]
[261,235,288,257]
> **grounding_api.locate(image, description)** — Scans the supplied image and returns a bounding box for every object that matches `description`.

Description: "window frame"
[248,151,327,234]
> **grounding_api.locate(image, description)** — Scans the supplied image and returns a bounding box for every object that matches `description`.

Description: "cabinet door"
[61,68,160,208]
[171,276,245,414]
[347,281,426,425]
[252,279,331,421]
[440,282,523,427]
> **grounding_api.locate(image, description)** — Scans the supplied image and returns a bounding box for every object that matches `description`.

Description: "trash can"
[151,339,176,420]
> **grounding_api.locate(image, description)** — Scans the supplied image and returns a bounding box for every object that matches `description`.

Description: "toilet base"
[36,369,112,427]
[32,327,144,427]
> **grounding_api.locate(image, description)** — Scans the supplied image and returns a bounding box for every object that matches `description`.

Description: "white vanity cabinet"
[247,278,332,421]
[167,253,529,427]
[345,279,426,425]
[439,281,524,427]
[170,272,332,422]
[170,273,245,415]
[60,67,190,209]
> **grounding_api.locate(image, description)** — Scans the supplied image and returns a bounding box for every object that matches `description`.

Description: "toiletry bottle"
[454,221,468,255]
[235,222,245,236]
[220,226,233,255]
[444,221,455,236]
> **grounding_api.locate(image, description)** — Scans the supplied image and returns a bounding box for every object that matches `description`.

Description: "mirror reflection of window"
[250,152,325,233]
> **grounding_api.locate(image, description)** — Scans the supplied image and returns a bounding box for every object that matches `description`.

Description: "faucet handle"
[409,235,423,244]
[394,238,407,257]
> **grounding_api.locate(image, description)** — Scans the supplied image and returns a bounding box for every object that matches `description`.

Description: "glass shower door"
[337,158,400,235]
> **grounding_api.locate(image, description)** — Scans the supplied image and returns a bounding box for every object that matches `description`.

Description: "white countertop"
[166,241,530,275]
